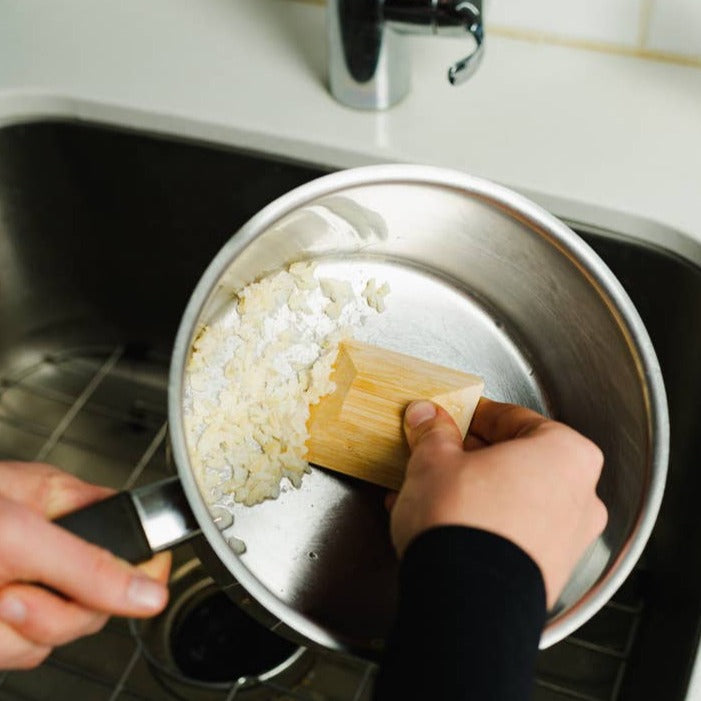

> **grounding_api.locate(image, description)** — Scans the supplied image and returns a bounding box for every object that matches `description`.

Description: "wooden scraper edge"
[306,339,484,491]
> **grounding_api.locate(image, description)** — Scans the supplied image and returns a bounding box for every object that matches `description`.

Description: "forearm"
[373,526,546,701]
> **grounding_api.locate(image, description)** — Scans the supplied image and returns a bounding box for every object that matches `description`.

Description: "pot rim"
[168,163,669,652]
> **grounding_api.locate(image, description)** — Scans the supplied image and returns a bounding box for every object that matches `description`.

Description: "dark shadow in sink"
[570,230,701,701]
[0,121,330,366]
[0,121,699,701]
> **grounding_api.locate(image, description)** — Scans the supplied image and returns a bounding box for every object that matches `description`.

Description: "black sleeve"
[372,526,547,701]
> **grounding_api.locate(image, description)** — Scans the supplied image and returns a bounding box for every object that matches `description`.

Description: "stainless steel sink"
[0,121,699,701]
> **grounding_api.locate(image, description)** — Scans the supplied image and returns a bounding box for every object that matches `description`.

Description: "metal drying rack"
[0,346,643,701]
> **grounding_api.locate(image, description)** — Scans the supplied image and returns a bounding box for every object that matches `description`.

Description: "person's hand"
[0,462,171,670]
[387,398,608,609]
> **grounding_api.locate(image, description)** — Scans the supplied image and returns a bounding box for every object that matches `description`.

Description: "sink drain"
[132,556,313,696]
[169,587,298,683]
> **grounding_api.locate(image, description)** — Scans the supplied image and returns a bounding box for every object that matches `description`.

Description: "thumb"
[403,400,464,455]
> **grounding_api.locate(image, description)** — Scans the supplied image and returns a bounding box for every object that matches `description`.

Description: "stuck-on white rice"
[184,262,389,506]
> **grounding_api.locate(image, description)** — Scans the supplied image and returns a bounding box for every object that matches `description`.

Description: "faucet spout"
[327,0,485,110]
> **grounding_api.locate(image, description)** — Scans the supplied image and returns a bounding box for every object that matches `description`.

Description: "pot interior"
[180,174,662,652]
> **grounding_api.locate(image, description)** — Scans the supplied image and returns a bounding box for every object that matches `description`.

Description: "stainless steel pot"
[57,164,668,656]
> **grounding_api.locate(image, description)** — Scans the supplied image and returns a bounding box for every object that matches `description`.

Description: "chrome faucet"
[327,0,485,110]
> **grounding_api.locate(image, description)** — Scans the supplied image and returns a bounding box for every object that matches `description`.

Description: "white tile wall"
[485,0,642,46]
[301,0,701,63]
[647,0,701,57]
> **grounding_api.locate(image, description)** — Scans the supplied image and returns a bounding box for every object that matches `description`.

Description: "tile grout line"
[487,24,701,67]
[534,677,602,701]
[351,663,374,701]
[291,0,700,66]
[33,346,124,462]
[106,639,143,701]
[638,0,654,49]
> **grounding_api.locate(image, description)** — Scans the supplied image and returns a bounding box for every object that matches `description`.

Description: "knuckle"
[532,420,570,443]
[412,436,459,469]
[36,626,71,648]
[546,425,604,476]
[40,617,85,647]
[37,467,67,503]
[82,613,109,637]
[513,413,550,439]
[42,470,85,516]
[579,438,605,470]
[46,469,75,494]
[416,423,461,450]
[411,421,441,443]
[14,645,51,670]
[593,498,609,533]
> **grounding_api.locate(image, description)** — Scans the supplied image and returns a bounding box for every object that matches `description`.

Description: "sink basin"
[0,121,699,701]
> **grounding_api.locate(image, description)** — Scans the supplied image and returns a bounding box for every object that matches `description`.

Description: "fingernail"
[405,400,437,428]
[126,576,167,612]
[0,595,27,624]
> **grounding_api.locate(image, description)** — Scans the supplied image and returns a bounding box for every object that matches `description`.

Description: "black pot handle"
[53,476,201,565]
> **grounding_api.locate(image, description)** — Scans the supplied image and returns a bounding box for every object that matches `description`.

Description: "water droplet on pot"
[208,505,233,530]
[228,536,247,555]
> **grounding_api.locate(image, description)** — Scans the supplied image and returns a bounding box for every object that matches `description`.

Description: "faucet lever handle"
[435,1,485,85]
[328,0,486,109]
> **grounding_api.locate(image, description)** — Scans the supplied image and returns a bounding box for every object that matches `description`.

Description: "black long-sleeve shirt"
[373,526,547,700]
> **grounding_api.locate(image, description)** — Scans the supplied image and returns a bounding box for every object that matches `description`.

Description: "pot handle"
[54,476,201,565]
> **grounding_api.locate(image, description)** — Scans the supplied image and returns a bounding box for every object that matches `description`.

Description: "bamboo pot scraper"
[306,340,484,490]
